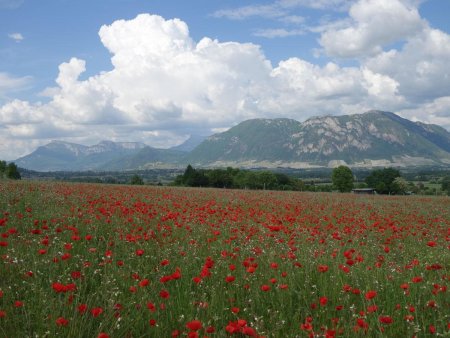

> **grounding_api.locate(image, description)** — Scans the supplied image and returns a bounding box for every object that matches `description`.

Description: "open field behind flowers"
[0,181,449,337]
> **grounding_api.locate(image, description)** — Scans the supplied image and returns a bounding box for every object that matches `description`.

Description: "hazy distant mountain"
[101,146,186,170]
[15,140,147,171]
[14,111,450,171]
[170,135,208,152]
[186,111,450,168]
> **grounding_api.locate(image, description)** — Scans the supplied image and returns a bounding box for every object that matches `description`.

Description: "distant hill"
[170,135,207,152]
[14,111,450,171]
[100,146,186,170]
[15,140,147,171]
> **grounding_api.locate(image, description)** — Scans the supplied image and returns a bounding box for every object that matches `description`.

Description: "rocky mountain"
[14,111,450,171]
[186,111,450,168]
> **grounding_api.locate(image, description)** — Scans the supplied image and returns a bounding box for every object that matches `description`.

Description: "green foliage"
[129,174,144,185]
[331,166,353,192]
[207,168,233,188]
[174,165,304,191]
[178,164,209,187]
[1,162,21,180]
[393,177,409,195]
[0,160,6,178]
[365,168,401,194]
[442,176,450,195]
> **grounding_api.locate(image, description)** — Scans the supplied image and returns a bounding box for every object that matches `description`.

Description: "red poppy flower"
[139,279,150,287]
[56,317,69,326]
[225,275,235,283]
[91,307,103,317]
[365,290,377,300]
[186,320,202,331]
[379,316,393,324]
[400,283,409,290]
[146,302,156,312]
[429,325,436,334]
[260,284,270,291]
[318,265,329,272]
[404,315,414,321]
[159,289,170,299]
[367,305,378,313]
[77,303,87,314]
[242,326,257,336]
[71,271,82,279]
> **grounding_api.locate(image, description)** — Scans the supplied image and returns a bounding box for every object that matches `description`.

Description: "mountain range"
[14,111,450,171]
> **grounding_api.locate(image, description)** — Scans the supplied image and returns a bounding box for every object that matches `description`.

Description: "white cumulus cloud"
[320,0,425,58]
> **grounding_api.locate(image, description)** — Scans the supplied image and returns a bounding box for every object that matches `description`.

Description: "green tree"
[130,174,144,185]
[5,162,21,180]
[0,160,6,178]
[207,169,233,188]
[393,177,409,195]
[365,168,401,194]
[442,176,450,195]
[257,171,277,190]
[190,170,209,187]
[182,165,196,183]
[232,171,250,189]
[331,166,354,192]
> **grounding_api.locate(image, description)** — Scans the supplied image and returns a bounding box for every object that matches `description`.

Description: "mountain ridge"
[186,110,450,168]
[14,111,450,171]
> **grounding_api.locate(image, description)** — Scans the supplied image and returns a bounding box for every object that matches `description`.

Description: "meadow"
[0,181,448,337]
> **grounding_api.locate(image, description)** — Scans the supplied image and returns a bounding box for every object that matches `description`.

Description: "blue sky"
[1,0,450,160]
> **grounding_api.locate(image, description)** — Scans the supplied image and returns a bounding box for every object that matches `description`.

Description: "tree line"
[176,164,450,195]
[173,165,306,191]
[332,165,450,195]
[0,161,21,180]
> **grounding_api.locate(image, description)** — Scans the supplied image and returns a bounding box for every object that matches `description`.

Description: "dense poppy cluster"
[0,180,448,337]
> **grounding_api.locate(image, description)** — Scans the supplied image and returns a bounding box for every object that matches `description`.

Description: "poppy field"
[0,181,449,337]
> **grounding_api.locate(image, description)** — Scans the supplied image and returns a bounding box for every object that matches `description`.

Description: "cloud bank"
[1,0,450,160]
